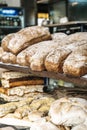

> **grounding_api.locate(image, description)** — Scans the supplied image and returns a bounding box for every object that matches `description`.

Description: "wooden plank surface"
[0,62,87,87]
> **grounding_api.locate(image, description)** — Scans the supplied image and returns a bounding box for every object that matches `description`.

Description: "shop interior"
[0,0,87,130]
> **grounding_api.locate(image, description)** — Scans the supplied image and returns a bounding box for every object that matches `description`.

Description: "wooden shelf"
[0,62,87,87]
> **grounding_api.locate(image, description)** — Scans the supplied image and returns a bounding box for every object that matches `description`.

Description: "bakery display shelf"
[0,62,87,87]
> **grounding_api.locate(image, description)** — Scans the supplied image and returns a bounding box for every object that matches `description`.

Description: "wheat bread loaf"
[63,44,87,77]
[6,26,51,55]
[1,51,16,64]
[49,97,87,126]
[45,48,71,73]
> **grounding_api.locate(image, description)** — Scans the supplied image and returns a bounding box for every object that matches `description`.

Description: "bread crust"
[63,45,87,77]
[45,48,71,73]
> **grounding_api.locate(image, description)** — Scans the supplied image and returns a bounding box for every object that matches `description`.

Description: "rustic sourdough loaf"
[1,33,15,52]
[1,51,16,64]
[63,44,87,77]
[49,97,87,126]
[4,26,52,55]
[45,48,71,73]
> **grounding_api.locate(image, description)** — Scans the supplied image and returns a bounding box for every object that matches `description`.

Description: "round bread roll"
[30,121,61,130]
[71,124,87,130]
[49,97,87,126]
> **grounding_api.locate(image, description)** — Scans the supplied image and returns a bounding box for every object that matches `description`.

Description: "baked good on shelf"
[0,97,33,117]
[27,40,63,71]
[0,101,17,117]
[45,48,71,73]
[0,91,52,102]
[1,33,15,52]
[63,44,87,77]
[1,51,16,64]
[49,97,87,126]
[0,85,45,96]
[0,47,4,60]
[3,26,51,55]
[14,96,55,119]
[51,32,67,42]
[61,32,87,46]
[16,40,51,66]
[71,124,87,130]
[1,71,44,88]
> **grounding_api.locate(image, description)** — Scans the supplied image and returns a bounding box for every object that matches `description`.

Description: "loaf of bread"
[1,33,15,52]
[1,71,44,88]
[0,92,50,102]
[0,47,4,61]
[45,48,71,73]
[16,32,68,66]
[52,32,67,42]
[63,44,87,77]
[71,124,87,130]
[1,51,16,64]
[3,26,51,55]
[26,40,65,71]
[49,97,87,126]
[61,32,87,46]
[0,85,44,96]
[16,41,47,66]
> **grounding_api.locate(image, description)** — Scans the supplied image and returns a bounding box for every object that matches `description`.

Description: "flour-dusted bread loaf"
[27,40,63,71]
[6,26,52,55]
[1,33,15,52]
[71,124,87,130]
[45,48,71,73]
[49,97,87,126]
[52,32,67,42]
[63,44,87,77]
[1,51,16,64]
[61,32,87,46]
[0,47,4,61]
[17,32,68,67]
[16,41,47,66]
[0,85,44,96]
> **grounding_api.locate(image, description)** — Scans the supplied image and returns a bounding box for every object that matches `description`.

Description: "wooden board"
[0,62,87,87]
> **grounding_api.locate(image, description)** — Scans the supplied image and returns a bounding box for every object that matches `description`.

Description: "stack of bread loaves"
[0,26,87,77]
[0,70,47,102]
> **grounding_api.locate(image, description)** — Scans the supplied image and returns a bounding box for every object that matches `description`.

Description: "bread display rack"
[0,62,87,87]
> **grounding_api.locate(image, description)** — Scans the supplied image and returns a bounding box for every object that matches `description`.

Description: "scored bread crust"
[60,32,87,46]
[1,51,16,64]
[45,48,71,73]
[1,33,15,52]
[16,41,46,66]
[63,45,87,77]
[6,26,52,55]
